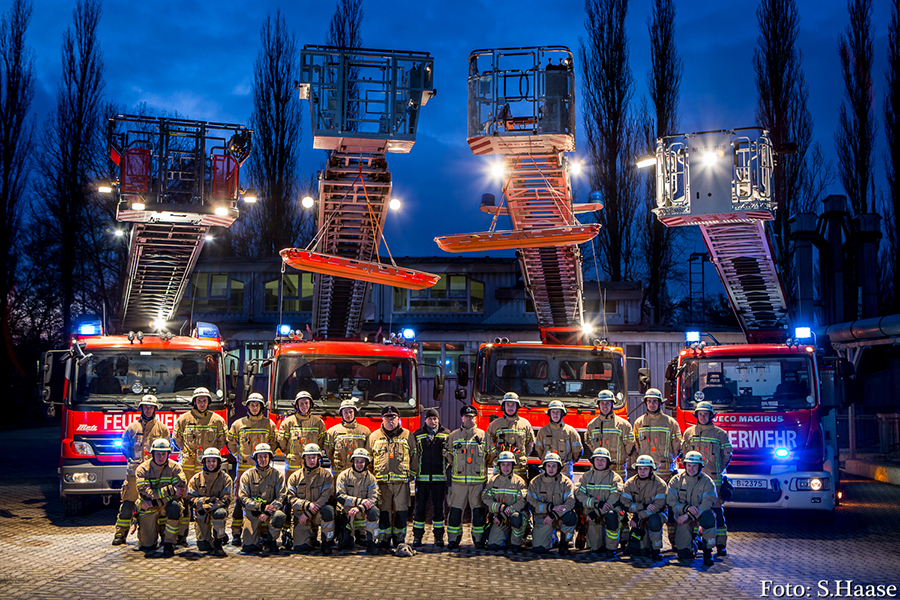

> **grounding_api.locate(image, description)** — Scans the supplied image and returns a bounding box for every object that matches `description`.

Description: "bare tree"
[0,0,34,376]
[325,0,363,133]
[642,0,683,323]
[836,0,875,216]
[754,0,814,309]
[885,0,900,311]
[579,0,641,282]
[230,11,310,257]
[30,0,105,340]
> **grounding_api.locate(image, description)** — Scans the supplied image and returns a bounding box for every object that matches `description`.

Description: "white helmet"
[502,392,520,406]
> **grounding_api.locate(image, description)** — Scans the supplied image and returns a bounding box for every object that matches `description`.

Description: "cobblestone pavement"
[2,427,899,600]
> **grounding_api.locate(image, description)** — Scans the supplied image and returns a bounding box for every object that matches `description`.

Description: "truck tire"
[63,495,85,517]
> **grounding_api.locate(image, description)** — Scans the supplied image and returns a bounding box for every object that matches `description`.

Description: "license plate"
[733,478,767,489]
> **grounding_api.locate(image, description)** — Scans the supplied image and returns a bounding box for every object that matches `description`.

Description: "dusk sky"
[25,0,896,261]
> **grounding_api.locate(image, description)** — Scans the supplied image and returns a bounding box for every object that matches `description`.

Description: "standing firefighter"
[620,455,667,562]
[667,451,719,566]
[277,390,326,549]
[367,405,418,549]
[481,451,528,553]
[412,408,450,548]
[585,390,634,480]
[486,392,535,480]
[173,386,227,545]
[112,395,169,546]
[535,400,583,479]
[135,438,186,558]
[325,399,372,473]
[445,404,488,550]
[238,443,287,555]
[186,447,233,557]
[227,392,276,544]
[527,452,577,555]
[576,447,624,559]
[682,401,732,556]
[335,447,380,554]
[286,443,335,554]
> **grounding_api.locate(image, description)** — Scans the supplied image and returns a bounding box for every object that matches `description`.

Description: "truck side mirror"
[838,358,854,378]
[638,367,651,394]
[455,388,467,401]
[664,381,676,408]
[664,360,677,381]
[433,372,445,405]
[457,359,469,387]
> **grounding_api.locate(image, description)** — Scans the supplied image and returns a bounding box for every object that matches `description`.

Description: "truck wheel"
[63,495,85,517]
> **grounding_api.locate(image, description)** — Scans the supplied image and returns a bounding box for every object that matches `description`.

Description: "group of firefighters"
[112,385,732,567]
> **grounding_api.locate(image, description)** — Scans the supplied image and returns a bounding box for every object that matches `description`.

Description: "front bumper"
[726,469,835,510]
[59,462,127,496]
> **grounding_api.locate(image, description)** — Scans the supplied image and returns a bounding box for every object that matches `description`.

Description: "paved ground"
[2,427,900,600]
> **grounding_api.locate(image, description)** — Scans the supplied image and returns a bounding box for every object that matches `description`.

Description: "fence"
[837,411,900,458]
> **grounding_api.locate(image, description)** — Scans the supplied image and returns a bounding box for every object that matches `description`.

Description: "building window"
[182,273,244,313]
[420,342,467,376]
[584,298,618,315]
[264,274,314,313]
[393,275,484,313]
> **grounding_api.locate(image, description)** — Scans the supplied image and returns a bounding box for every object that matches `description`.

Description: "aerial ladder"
[282,45,440,340]
[108,115,252,331]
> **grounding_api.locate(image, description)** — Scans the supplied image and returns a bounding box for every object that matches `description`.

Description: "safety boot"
[433,530,444,548]
[412,534,423,548]
[281,532,292,549]
[293,543,312,554]
[175,534,188,548]
[322,539,333,556]
[650,549,662,562]
[716,544,727,557]
[231,530,242,546]
[558,540,570,556]
[447,540,460,550]
[268,539,281,556]
[212,537,227,557]
[677,548,693,562]
[161,542,175,557]
[196,540,212,552]
[509,544,521,554]
[111,533,126,546]
[703,547,714,567]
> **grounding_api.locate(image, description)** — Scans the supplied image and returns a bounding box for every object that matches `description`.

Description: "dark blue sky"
[27,0,894,259]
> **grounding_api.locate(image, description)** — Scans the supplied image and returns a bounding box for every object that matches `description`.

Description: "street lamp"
[301,196,315,209]
[389,198,401,211]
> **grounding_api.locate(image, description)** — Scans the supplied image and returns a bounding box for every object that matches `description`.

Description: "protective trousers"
[659,471,677,548]
[138,500,181,549]
[447,483,485,545]
[377,482,410,544]
[413,481,446,542]
[586,510,620,551]
[179,458,200,538]
[532,510,576,551]
[114,471,139,537]
[242,509,286,548]
[231,462,253,537]
[674,510,717,551]
[632,512,664,552]
[340,506,379,547]
[486,511,525,548]
[195,508,228,544]
[712,488,727,547]
[292,505,335,546]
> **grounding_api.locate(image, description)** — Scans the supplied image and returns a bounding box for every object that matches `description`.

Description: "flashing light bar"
[77,320,103,336]
[685,331,701,343]
[401,328,416,340]
[277,324,291,336]
[773,447,791,459]
[194,322,221,340]
[794,327,812,339]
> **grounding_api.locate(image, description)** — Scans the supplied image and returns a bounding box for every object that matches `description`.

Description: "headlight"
[63,472,97,483]
[796,477,830,491]
[71,441,95,456]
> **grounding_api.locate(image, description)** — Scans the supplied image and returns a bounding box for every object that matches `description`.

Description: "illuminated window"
[264,274,314,312]
[181,273,244,313]
[393,275,484,313]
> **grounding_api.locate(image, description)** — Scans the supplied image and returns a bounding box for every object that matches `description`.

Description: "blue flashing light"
[774,447,790,459]
[401,328,415,340]
[77,320,103,336]
[277,324,291,336]
[113,439,123,448]
[194,322,221,340]
[794,327,812,339]
[685,331,701,343]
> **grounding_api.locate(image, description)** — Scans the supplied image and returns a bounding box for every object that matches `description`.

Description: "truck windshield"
[477,346,626,408]
[273,356,416,416]
[678,356,815,412]
[73,350,224,407]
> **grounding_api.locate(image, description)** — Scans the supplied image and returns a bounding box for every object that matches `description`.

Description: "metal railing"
[837,412,900,458]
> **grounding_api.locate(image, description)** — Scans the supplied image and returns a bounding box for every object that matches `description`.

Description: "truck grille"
[732,488,782,503]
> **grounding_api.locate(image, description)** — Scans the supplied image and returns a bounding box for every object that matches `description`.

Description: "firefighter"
[535,400,583,479]
[226,392,277,545]
[632,387,682,547]
[335,447,380,554]
[682,400,732,556]
[277,390,326,549]
[575,447,624,559]
[486,392,535,480]
[481,451,527,553]
[238,443,286,556]
[585,390,635,480]
[666,451,718,566]
[412,407,450,547]
[527,452,577,555]
[112,394,169,546]
[445,404,488,550]
[173,386,227,546]
[368,405,418,549]
[135,438,186,558]
[286,443,335,554]
[325,399,371,473]
[186,447,233,557]
[620,454,668,562]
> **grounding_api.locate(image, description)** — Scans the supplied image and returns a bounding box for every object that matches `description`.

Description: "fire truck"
[41,116,251,516]
[248,46,443,432]
[434,47,647,472]
[651,127,851,512]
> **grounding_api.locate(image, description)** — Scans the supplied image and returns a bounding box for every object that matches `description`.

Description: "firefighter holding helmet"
[620,454,668,562]
[286,443,336,554]
[486,392,535,480]
[135,438,186,557]
[527,452,577,555]
[112,394,170,546]
[682,400,732,556]
[576,447,624,559]
[227,392,276,544]
[186,447,233,556]
[238,443,287,555]
[666,451,719,566]
[173,386,227,545]
[335,447,380,554]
